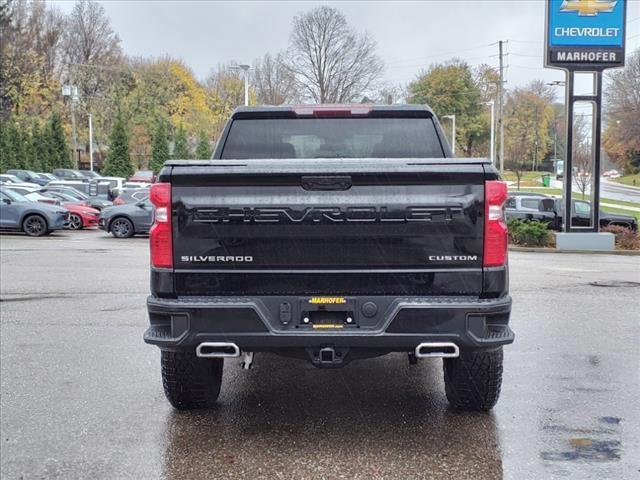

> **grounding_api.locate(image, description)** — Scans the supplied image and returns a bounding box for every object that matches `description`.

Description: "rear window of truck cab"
[221,117,445,159]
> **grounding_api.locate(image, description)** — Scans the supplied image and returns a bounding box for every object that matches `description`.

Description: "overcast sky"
[55,0,640,97]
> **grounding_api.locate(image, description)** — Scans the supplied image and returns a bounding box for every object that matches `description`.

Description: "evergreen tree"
[150,120,169,172]
[17,124,29,169]
[48,111,72,169]
[41,121,54,171]
[31,121,49,172]
[102,111,133,178]
[0,118,17,171]
[195,131,212,159]
[172,122,190,159]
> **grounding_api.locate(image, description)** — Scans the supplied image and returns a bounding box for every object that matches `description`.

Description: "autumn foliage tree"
[603,48,640,174]
[503,82,554,186]
[408,60,483,156]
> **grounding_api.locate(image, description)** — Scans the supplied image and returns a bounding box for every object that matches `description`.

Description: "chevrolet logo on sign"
[546,0,625,69]
[560,0,617,16]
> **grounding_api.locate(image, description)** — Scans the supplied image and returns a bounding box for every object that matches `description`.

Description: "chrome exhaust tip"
[196,342,241,358]
[415,342,459,359]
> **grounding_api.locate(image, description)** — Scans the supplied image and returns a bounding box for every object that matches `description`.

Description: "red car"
[129,170,156,183]
[63,203,100,230]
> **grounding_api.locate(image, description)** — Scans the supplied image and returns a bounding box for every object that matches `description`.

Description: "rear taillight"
[483,180,508,267]
[149,182,172,269]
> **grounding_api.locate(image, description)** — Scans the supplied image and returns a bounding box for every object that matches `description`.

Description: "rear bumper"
[144,295,513,353]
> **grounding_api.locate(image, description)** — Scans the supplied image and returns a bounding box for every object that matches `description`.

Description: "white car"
[0,174,40,189]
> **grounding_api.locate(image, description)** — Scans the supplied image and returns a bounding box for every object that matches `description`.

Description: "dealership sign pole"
[545,0,626,233]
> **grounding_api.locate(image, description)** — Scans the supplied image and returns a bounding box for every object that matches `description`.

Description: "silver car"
[0,188,69,236]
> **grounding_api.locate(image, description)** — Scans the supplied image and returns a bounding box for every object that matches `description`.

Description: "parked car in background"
[6,169,49,186]
[505,194,638,231]
[99,176,126,199]
[39,190,101,229]
[64,203,100,230]
[98,197,153,238]
[52,169,88,181]
[0,174,41,189]
[79,170,102,180]
[36,173,58,182]
[129,170,156,183]
[112,188,149,205]
[123,181,150,189]
[39,185,113,211]
[40,190,86,205]
[43,181,113,208]
[2,185,59,205]
[0,188,69,236]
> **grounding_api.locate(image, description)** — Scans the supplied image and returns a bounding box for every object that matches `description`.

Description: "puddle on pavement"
[541,416,623,463]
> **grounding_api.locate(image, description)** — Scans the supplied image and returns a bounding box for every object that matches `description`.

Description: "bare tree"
[572,114,592,199]
[28,1,66,79]
[253,53,296,105]
[205,62,245,108]
[285,6,384,103]
[62,0,122,103]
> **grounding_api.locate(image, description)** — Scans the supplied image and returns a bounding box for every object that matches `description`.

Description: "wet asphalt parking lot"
[1,231,639,479]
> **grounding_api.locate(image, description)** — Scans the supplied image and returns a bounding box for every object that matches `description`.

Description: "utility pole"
[442,115,456,154]
[484,101,495,166]
[70,87,78,168]
[533,104,540,172]
[62,84,79,167]
[230,64,251,106]
[88,113,94,172]
[498,40,506,173]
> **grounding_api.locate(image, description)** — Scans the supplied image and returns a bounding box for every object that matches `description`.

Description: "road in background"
[1,231,639,479]
[550,177,640,203]
[601,179,640,203]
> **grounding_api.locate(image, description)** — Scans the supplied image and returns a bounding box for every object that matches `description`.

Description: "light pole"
[547,81,567,177]
[484,101,495,166]
[230,64,251,106]
[442,114,456,154]
[62,85,79,167]
[88,113,94,172]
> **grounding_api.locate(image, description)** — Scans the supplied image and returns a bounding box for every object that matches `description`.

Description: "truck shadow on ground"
[159,353,502,479]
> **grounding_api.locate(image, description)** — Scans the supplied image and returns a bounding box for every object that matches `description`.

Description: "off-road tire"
[161,350,223,410]
[443,347,503,411]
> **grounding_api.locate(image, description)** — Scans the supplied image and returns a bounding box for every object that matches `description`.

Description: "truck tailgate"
[168,159,487,296]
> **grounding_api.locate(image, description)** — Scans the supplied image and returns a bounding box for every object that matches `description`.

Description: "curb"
[509,246,640,256]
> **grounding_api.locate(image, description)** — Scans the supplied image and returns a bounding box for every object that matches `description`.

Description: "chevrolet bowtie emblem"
[560,0,617,16]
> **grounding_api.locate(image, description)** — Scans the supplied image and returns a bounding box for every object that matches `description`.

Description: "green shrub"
[507,219,552,247]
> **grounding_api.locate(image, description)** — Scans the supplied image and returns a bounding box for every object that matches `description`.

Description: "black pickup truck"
[144,105,514,411]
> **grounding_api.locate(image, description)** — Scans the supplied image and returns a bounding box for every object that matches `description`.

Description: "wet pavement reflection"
[160,354,502,479]
[1,233,639,479]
